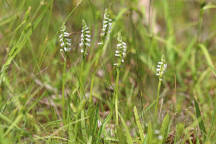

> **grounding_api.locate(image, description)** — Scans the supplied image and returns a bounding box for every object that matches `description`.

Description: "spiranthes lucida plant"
[156,55,167,80]
[95,9,113,62]
[113,32,127,126]
[78,20,91,100]
[79,20,91,59]
[114,33,127,67]
[90,9,112,103]
[98,9,112,45]
[58,24,72,123]
[59,25,72,53]
[155,55,167,117]
[89,9,112,102]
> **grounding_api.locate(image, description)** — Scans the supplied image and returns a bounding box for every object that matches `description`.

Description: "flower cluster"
[59,25,72,52]
[79,20,91,56]
[101,9,112,40]
[114,33,127,67]
[156,55,167,80]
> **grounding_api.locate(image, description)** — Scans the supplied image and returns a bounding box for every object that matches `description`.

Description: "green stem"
[79,59,85,99]
[62,59,67,123]
[89,75,94,103]
[115,68,120,126]
[155,78,162,117]
[90,46,103,103]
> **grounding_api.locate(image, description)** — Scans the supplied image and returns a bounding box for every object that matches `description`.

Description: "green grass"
[0,0,216,143]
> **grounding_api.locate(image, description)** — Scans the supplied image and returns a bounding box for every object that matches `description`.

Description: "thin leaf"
[160,114,170,143]
[133,106,145,142]
[119,113,133,144]
[194,98,206,137]
[96,113,112,144]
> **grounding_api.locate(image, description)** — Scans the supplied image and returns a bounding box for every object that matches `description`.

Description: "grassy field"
[0,0,216,143]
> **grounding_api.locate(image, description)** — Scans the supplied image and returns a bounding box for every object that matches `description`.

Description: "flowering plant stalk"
[155,55,167,117]
[114,32,127,125]
[78,20,91,99]
[80,20,91,60]
[94,9,113,66]
[90,9,112,103]
[59,24,72,122]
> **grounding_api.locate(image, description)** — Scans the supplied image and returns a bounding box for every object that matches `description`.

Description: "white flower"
[97,120,102,128]
[59,25,72,52]
[101,9,112,39]
[60,48,72,52]
[114,33,127,67]
[97,42,103,45]
[79,20,91,56]
[154,129,160,134]
[158,135,163,140]
[156,55,167,80]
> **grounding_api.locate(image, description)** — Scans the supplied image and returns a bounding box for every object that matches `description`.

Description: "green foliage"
[160,114,170,143]
[133,106,145,142]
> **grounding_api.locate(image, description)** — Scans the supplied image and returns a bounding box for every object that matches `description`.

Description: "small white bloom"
[59,25,72,52]
[114,63,120,66]
[154,129,160,134]
[158,135,163,140]
[156,55,167,80]
[97,120,102,128]
[79,20,91,56]
[64,32,70,37]
[60,47,70,52]
[60,42,64,47]
[98,42,103,45]
[101,9,112,39]
[114,32,127,67]
[60,47,72,52]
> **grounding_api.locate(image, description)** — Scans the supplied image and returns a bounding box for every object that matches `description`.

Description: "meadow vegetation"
[0,0,216,143]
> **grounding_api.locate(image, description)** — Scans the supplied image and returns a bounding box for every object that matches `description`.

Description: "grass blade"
[119,113,133,144]
[96,113,112,144]
[199,44,216,75]
[144,122,152,144]
[0,23,32,84]
[133,106,145,142]
[160,114,170,143]
[194,98,206,137]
